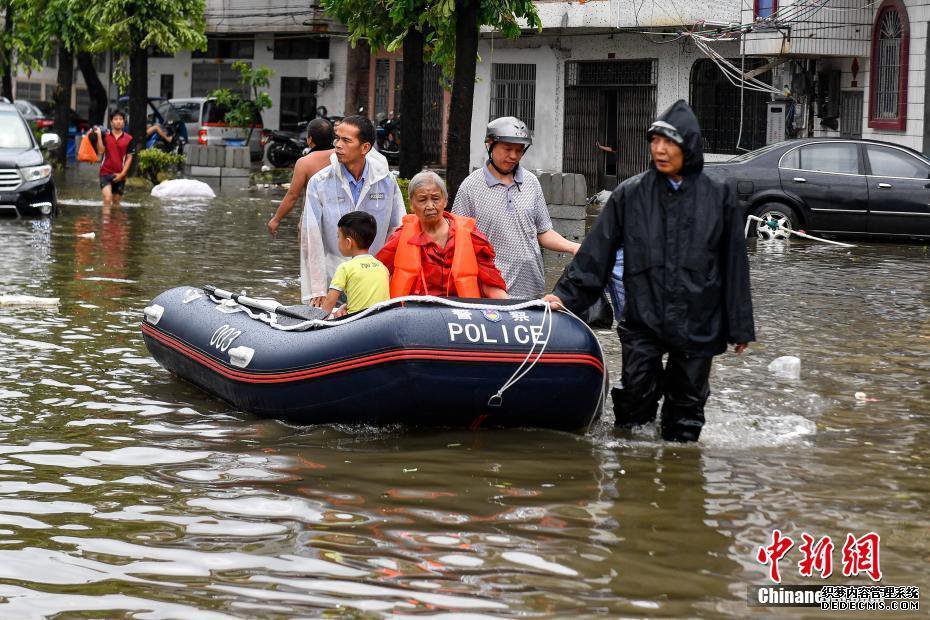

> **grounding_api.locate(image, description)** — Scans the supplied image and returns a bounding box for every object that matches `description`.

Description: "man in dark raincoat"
[544,100,755,442]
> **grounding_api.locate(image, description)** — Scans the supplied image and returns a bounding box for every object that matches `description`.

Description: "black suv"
[0,102,60,217]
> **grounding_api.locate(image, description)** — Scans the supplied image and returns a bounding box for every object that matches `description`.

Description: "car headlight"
[21,165,52,182]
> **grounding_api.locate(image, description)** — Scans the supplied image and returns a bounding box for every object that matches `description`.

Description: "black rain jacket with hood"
[554,100,756,356]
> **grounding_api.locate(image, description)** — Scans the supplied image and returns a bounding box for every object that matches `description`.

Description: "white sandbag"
[768,355,801,379]
[0,294,60,307]
[151,179,216,199]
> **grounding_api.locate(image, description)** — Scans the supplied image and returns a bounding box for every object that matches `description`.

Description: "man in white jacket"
[301,115,406,305]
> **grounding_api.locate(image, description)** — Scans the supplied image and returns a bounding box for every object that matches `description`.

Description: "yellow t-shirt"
[329,254,390,314]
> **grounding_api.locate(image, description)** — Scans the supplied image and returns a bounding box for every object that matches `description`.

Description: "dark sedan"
[705,138,930,240]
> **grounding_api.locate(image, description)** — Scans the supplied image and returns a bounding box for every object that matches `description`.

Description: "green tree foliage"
[322,0,539,197]
[209,61,273,146]
[13,0,101,164]
[137,148,185,185]
[87,0,207,162]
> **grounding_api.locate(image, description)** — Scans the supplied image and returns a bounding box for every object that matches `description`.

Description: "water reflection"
[0,184,926,615]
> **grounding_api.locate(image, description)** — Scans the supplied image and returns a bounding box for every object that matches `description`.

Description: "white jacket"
[300,150,405,302]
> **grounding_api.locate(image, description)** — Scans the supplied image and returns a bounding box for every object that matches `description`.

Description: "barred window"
[869,1,909,130]
[489,63,536,131]
[874,9,902,119]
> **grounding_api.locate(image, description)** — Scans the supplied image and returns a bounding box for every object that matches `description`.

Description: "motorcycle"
[376,116,400,166]
[147,119,187,155]
[263,124,309,169]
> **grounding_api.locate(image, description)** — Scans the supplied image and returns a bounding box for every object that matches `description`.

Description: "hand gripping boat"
[141,286,606,431]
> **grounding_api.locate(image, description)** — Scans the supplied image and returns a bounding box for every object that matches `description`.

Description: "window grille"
[489,63,536,131]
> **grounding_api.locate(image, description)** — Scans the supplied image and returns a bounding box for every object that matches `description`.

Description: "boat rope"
[205,290,608,429]
[745,214,856,247]
[486,301,553,409]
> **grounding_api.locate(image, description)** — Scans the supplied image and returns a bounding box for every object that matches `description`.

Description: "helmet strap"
[486,142,529,176]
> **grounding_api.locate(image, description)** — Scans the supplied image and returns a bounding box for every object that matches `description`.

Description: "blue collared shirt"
[342,161,369,205]
[668,177,682,191]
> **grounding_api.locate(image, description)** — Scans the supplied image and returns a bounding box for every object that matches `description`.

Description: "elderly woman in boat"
[376,171,508,299]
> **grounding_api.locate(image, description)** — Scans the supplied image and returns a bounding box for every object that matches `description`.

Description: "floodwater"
[0,177,927,618]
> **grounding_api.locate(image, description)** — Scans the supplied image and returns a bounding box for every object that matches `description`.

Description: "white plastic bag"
[151,179,216,199]
[768,356,801,379]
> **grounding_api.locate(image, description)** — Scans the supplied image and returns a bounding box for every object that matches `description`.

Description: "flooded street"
[0,178,927,618]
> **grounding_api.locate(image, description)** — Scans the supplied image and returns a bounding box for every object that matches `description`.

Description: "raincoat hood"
[648,99,704,176]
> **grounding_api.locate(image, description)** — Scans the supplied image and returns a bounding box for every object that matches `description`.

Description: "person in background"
[377,171,508,299]
[452,116,580,299]
[267,118,336,237]
[543,100,755,443]
[93,110,134,208]
[320,211,390,318]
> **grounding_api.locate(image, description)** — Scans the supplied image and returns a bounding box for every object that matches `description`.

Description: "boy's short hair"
[110,109,126,122]
[337,211,377,249]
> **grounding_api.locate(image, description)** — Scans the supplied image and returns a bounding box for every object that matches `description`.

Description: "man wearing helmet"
[452,116,580,299]
[543,100,755,443]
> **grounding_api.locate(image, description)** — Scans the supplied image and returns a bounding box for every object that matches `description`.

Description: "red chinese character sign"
[841,532,882,581]
[757,529,794,583]
[798,533,834,579]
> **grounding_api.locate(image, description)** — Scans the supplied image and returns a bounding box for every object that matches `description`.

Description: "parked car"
[13,100,89,133]
[167,97,265,161]
[0,102,59,217]
[705,138,930,240]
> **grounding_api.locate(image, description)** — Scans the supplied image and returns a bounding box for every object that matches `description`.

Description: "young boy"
[320,211,390,317]
[93,110,135,208]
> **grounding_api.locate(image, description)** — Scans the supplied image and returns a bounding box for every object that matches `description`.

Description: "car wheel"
[752,203,799,241]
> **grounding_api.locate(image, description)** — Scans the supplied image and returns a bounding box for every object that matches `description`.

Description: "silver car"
[165,97,265,161]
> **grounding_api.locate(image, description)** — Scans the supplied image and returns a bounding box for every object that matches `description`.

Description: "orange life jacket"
[390,213,481,298]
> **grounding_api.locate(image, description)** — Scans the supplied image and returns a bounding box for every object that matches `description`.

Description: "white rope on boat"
[204,291,608,427]
[746,214,856,247]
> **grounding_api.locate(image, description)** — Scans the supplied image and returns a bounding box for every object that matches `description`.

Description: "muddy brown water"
[0,178,927,618]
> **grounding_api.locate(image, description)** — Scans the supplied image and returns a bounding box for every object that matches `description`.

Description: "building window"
[273,36,329,60]
[689,58,771,153]
[754,0,777,19]
[160,74,174,100]
[374,59,390,119]
[280,77,316,132]
[393,60,403,115]
[94,53,107,74]
[192,36,254,60]
[191,63,250,98]
[869,0,909,130]
[489,63,536,131]
[15,81,41,100]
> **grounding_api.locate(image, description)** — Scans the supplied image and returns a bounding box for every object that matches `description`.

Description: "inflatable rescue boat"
[141,286,606,431]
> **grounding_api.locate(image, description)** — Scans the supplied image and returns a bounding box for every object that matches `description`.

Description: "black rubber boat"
[141,286,606,431]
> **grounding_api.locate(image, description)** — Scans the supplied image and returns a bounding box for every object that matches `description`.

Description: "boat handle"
[877,182,892,189]
[793,177,806,183]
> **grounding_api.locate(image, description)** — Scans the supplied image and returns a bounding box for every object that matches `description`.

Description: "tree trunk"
[445,0,479,203]
[51,43,74,167]
[128,47,148,169]
[1,2,14,102]
[399,25,424,180]
[77,52,108,126]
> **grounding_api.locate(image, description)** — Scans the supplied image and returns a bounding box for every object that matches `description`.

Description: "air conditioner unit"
[307,59,332,82]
